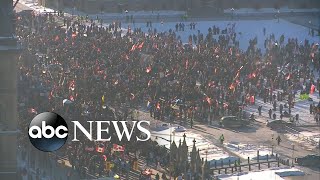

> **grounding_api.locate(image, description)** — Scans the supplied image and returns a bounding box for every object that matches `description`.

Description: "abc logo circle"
[28,112,68,152]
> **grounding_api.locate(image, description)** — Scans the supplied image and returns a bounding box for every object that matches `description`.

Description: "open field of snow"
[122,19,319,52]
[224,7,320,14]
[216,167,305,180]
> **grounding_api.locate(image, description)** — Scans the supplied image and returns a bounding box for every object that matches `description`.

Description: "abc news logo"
[28,112,68,152]
[28,112,150,152]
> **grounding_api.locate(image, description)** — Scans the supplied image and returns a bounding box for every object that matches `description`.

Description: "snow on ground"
[244,91,319,126]
[19,1,319,53]
[224,7,320,14]
[216,167,305,180]
[19,0,185,19]
[151,123,238,165]
[225,142,275,161]
[122,19,319,52]
[284,131,320,150]
[18,0,55,13]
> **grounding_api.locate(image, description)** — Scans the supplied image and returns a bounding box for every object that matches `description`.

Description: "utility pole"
[0,0,21,179]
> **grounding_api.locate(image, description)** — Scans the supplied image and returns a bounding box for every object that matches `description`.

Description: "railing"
[211,153,291,175]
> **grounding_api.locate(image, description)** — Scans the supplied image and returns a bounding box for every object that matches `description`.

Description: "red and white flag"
[69,80,75,91]
[113,144,125,152]
[146,66,152,73]
[138,42,144,50]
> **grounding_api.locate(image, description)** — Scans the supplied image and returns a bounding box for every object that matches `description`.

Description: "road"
[137,107,320,179]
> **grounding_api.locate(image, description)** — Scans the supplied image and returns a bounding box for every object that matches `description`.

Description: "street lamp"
[291,143,295,167]
[271,133,274,156]
[231,8,235,20]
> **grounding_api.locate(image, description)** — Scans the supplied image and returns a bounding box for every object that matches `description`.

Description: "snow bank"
[285,131,320,150]
[225,142,275,160]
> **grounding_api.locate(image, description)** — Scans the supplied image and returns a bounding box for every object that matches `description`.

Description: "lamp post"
[231,8,235,20]
[271,133,274,156]
[291,143,295,167]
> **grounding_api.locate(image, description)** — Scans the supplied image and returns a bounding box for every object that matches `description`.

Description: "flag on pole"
[130,44,137,52]
[96,144,105,153]
[138,42,144,50]
[69,80,75,91]
[286,73,291,80]
[146,66,152,73]
[130,93,135,100]
[206,96,212,105]
[54,35,59,41]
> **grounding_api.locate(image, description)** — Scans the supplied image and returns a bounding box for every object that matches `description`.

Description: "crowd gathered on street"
[16,11,320,179]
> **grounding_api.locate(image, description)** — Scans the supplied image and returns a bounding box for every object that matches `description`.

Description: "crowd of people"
[16,10,319,179]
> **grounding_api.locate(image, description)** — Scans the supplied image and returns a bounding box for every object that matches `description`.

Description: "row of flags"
[130,41,144,52]
[84,144,125,153]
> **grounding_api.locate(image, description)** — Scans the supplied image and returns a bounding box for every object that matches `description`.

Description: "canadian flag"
[146,66,152,73]
[130,93,135,100]
[54,35,59,41]
[130,44,137,52]
[69,80,75,91]
[102,155,107,161]
[113,144,125,152]
[286,73,291,80]
[96,145,105,153]
[229,83,235,91]
[48,90,54,100]
[137,42,144,50]
[206,96,212,105]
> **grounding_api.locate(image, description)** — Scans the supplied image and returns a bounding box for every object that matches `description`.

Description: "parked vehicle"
[220,116,248,128]
[296,154,320,168]
[266,119,291,129]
